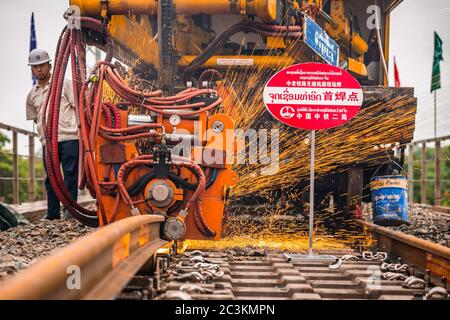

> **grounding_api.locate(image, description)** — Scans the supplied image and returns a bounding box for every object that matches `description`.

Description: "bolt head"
[164,218,186,241]
[152,184,170,202]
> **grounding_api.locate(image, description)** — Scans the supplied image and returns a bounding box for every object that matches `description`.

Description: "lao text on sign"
[263,62,363,130]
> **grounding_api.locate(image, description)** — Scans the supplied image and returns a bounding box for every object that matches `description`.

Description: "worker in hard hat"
[26,49,79,221]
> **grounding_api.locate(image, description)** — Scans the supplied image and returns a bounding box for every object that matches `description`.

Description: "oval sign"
[263,63,363,130]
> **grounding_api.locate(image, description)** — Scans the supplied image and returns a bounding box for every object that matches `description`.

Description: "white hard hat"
[28,49,52,66]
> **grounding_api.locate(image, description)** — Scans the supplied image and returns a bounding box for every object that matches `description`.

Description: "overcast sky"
[0,0,449,155]
[389,0,450,143]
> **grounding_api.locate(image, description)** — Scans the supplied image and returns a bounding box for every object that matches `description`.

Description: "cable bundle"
[42,17,222,235]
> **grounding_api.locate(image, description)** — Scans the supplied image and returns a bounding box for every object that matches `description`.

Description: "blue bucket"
[370,175,409,226]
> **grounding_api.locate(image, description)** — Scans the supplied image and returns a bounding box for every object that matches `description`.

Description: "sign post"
[308,130,315,257]
[263,63,364,259]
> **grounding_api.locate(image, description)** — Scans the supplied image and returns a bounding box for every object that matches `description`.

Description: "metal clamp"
[424,287,448,300]
[381,263,409,273]
[403,276,427,289]
[341,255,360,261]
[180,284,213,294]
[100,0,109,18]
[362,251,388,262]
[163,291,192,300]
[329,259,342,270]
[383,272,408,281]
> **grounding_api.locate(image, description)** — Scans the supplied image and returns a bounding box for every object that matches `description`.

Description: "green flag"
[431,31,443,92]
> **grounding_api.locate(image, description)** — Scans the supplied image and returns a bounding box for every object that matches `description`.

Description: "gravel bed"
[0,219,94,283]
[363,203,450,247]
[2,202,448,285]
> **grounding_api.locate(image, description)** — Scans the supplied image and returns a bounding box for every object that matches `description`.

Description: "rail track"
[0,216,448,300]
[154,250,433,300]
[357,220,450,290]
[0,215,166,299]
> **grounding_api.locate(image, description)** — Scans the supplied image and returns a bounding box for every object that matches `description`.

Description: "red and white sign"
[263,63,363,130]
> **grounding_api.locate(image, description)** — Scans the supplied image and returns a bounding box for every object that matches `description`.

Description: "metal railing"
[407,134,450,206]
[1,122,447,207]
[0,122,45,204]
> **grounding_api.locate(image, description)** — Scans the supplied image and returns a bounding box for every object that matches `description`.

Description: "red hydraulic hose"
[116,155,154,205]
[49,32,98,218]
[102,102,121,128]
[116,154,215,237]
[101,104,113,129]
[172,155,215,237]
[42,29,98,226]
[78,82,108,224]
[44,16,225,229]
[43,21,114,225]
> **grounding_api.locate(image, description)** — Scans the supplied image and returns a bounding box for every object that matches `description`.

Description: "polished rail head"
[0,215,166,300]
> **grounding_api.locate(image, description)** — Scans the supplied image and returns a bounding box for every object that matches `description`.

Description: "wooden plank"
[0,122,38,137]
[8,195,95,224]
[41,165,47,201]
[347,166,363,219]
[12,132,19,204]
[420,143,427,204]
[407,144,414,202]
[28,135,35,202]
[384,0,404,14]
[434,140,441,206]
[411,134,450,146]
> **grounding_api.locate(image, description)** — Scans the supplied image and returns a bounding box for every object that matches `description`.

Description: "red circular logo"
[263,63,363,130]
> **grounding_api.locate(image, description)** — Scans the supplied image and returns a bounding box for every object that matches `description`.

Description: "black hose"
[183,23,248,79]
[178,167,218,190]
[198,69,223,84]
[168,169,217,190]
[168,173,197,191]
[127,168,218,197]
[206,168,218,189]
[183,22,302,79]
[128,172,156,197]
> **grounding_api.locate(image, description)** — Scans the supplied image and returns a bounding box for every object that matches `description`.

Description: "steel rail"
[0,215,167,300]
[358,220,450,283]
[431,205,450,216]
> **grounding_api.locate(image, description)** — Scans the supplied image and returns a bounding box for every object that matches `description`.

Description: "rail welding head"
[163,217,187,241]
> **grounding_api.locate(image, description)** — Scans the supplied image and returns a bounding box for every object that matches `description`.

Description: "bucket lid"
[371,175,407,182]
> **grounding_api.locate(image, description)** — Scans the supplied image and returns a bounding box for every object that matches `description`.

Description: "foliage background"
[0,131,45,203]
[0,131,448,206]
[406,144,450,206]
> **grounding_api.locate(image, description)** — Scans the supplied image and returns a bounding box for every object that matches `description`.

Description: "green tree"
[0,131,44,203]
[405,145,450,206]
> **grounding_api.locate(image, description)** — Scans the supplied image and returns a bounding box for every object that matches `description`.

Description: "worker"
[26,49,79,220]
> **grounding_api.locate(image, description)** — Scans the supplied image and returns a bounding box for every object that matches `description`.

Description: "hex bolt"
[409,264,415,276]
[141,289,149,300]
[172,243,177,256]
[425,269,431,285]
[441,276,447,290]
[412,292,424,300]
